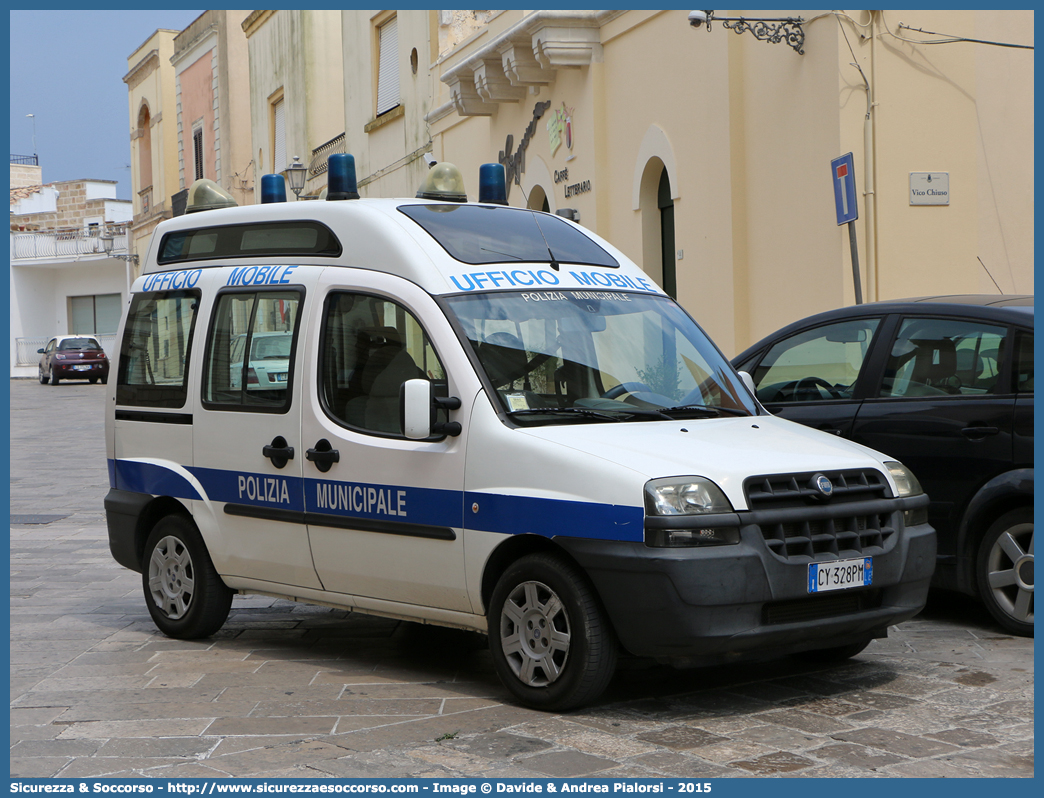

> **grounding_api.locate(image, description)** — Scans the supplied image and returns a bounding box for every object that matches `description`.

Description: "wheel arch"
[957,468,1034,596]
[133,496,194,572]
[480,533,588,614]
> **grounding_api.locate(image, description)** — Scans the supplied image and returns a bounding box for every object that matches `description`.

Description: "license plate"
[274,373,288,382]
[808,557,872,593]
[73,365,92,371]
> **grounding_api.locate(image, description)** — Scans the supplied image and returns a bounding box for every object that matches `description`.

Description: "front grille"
[745,469,899,563]
[746,468,888,509]
[763,589,882,625]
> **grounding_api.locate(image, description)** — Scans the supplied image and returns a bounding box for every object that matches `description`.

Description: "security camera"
[688,10,709,28]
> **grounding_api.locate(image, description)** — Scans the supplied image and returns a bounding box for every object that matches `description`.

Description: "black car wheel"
[49,370,59,385]
[488,553,617,710]
[38,366,48,385]
[142,515,233,639]
[977,508,1034,637]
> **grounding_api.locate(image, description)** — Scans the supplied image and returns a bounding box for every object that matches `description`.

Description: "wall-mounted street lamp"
[689,10,805,54]
[286,156,308,198]
[100,234,139,266]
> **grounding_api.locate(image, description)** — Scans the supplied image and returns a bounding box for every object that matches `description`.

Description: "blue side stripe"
[108,459,645,542]
[465,491,644,542]
[112,459,202,501]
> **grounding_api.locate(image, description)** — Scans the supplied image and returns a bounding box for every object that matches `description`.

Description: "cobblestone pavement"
[9,379,1034,779]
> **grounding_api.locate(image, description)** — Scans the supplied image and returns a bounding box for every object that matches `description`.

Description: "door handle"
[961,425,1000,440]
[818,427,843,436]
[262,436,294,469]
[306,439,340,473]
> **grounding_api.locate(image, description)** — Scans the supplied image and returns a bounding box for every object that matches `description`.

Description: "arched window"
[658,170,676,298]
[639,158,677,299]
[527,185,550,213]
[137,104,153,191]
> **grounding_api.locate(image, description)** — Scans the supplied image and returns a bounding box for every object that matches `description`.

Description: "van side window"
[319,293,447,436]
[203,289,301,412]
[117,290,200,408]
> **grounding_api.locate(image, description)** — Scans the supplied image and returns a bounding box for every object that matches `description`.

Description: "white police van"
[105,156,935,710]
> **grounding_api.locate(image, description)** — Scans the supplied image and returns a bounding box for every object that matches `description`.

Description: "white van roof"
[141,198,666,298]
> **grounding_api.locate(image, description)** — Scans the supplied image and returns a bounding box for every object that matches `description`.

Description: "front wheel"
[142,515,233,639]
[488,553,617,711]
[49,370,59,385]
[38,367,47,385]
[976,508,1034,637]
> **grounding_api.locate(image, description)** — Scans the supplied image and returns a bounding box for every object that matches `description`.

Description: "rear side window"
[879,317,1007,397]
[202,289,302,412]
[157,221,341,265]
[117,290,200,408]
[1014,330,1033,393]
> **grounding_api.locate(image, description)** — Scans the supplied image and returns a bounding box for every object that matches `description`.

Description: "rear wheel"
[142,515,233,639]
[976,508,1034,637]
[488,553,617,711]
[89,377,98,384]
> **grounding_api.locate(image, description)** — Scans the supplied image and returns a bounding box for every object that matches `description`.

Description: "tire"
[976,508,1034,637]
[38,367,47,385]
[793,638,873,662]
[89,377,98,384]
[142,515,233,639]
[49,370,59,385]
[100,375,108,385]
[488,553,617,711]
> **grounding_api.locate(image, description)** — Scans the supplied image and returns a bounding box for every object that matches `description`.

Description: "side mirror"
[37,348,45,354]
[738,371,757,396]
[402,379,462,439]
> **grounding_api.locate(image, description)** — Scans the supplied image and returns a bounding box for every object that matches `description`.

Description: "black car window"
[750,318,880,403]
[1014,330,1033,393]
[879,317,1008,397]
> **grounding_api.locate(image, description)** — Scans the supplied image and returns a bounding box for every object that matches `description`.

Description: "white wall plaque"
[910,172,950,205]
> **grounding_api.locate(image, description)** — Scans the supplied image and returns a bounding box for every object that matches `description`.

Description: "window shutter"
[273,98,286,173]
[193,128,204,181]
[376,18,400,115]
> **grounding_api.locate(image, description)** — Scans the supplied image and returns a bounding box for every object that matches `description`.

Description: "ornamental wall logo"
[547,102,574,157]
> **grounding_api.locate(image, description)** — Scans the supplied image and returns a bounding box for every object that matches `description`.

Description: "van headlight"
[644,477,739,547]
[885,461,928,526]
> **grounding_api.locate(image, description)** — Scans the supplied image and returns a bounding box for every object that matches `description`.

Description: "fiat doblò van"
[105,163,934,710]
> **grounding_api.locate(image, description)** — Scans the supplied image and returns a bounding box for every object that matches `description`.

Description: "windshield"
[444,290,757,425]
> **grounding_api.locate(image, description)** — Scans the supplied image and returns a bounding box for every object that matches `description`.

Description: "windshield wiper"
[507,407,624,422]
[660,404,751,418]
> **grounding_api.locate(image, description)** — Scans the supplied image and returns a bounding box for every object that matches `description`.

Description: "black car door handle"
[262,436,294,468]
[306,439,340,473]
[961,425,1000,440]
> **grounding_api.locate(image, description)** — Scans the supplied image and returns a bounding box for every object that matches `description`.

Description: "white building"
[9,163,133,378]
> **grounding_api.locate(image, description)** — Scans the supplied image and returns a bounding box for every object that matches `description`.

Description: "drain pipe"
[864,12,878,302]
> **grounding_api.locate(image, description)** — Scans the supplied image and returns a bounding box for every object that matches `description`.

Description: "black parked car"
[733,295,1033,636]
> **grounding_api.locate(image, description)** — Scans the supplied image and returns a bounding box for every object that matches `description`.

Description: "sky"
[9,9,206,200]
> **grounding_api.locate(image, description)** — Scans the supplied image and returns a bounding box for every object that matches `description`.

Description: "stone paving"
[9,379,1034,779]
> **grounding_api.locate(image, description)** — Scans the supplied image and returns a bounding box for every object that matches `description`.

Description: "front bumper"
[557,517,935,665]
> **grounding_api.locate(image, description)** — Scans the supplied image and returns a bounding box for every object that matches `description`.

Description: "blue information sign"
[831,152,859,225]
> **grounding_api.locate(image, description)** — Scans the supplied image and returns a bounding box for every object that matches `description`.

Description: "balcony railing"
[309,133,346,178]
[15,335,117,366]
[12,228,129,261]
[11,154,39,166]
